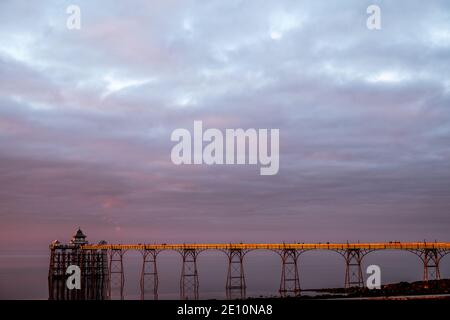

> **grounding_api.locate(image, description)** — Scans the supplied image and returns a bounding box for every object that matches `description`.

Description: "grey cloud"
[1,0,450,249]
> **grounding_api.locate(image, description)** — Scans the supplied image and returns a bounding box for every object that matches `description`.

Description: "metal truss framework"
[48,247,108,300]
[140,249,159,300]
[225,249,248,300]
[70,242,450,300]
[179,249,201,300]
[277,249,304,297]
[336,249,373,288]
[109,248,125,300]
[409,248,450,282]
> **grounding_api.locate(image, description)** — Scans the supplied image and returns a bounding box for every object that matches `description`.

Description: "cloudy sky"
[1,0,450,249]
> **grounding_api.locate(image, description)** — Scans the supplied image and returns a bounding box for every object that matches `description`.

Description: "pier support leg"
[180,249,199,300]
[411,248,450,283]
[48,248,74,300]
[109,249,125,300]
[424,249,440,281]
[339,249,369,288]
[140,249,158,300]
[279,249,301,297]
[86,248,110,300]
[48,248,65,300]
[226,249,246,300]
[100,248,109,300]
[84,250,94,300]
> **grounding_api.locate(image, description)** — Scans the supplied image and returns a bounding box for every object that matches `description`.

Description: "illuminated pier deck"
[81,242,450,251]
[49,234,450,300]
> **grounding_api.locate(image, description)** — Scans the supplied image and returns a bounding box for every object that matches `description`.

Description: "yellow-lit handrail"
[80,242,450,251]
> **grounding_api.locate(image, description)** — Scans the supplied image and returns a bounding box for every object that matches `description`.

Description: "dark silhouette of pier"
[48,229,450,300]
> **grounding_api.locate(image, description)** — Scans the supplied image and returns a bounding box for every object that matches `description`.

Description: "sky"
[1,0,450,251]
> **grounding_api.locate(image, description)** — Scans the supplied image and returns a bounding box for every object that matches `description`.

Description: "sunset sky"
[1,0,450,250]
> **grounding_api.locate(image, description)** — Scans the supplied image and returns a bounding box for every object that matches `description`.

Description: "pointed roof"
[73,227,86,239]
[70,227,88,245]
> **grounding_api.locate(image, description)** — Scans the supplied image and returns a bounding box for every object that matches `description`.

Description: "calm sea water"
[1,249,447,299]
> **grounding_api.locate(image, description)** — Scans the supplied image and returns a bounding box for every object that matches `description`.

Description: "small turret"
[70,227,88,246]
